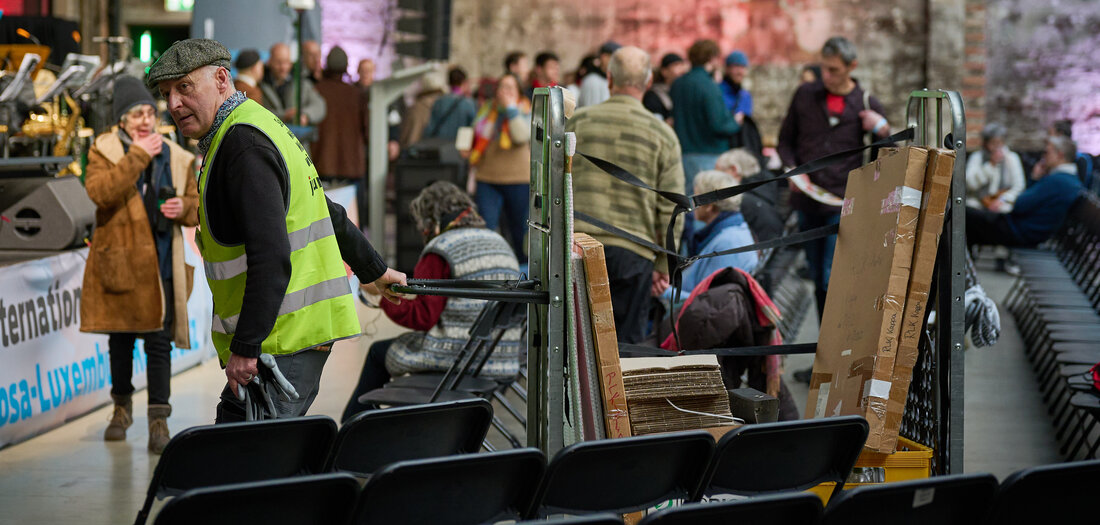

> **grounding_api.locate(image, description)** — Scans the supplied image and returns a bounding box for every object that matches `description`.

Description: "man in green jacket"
[670,39,742,194]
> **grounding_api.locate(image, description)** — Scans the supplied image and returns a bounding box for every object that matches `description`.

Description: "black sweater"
[205,125,387,358]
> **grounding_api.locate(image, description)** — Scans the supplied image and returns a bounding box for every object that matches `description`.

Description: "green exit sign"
[165,0,194,12]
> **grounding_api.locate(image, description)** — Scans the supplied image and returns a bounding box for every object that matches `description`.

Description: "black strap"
[619,342,818,357]
[576,127,913,211]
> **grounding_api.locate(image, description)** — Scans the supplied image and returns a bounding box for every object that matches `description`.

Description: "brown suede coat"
[80,131,199,348]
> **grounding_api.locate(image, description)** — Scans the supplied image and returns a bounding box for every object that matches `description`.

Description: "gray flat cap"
[146,38,232,88]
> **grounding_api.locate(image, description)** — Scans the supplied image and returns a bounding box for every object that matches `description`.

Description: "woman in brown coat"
[80,76,199,453]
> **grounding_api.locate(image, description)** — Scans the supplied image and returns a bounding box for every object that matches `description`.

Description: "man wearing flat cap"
[147,38,407,422]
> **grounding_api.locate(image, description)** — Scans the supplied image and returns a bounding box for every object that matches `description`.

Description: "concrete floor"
[0,266,1065,524]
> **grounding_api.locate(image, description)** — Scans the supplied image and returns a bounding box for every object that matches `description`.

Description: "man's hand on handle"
[372,267,408,304]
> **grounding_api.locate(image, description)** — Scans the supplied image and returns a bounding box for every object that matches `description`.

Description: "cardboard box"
[574,234,632,438]
[882,148,956,451]
[621,355,734,435]
[805,147,929,453]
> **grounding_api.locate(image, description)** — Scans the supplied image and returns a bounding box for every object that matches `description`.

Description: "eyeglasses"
[125,106,157,121]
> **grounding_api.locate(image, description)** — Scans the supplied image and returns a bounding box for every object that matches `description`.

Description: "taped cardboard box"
[574,233,632,438]
[805,146,929,453]
[882,148,956,451]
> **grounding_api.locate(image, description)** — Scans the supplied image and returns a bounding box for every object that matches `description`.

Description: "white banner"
[0,231,214,449]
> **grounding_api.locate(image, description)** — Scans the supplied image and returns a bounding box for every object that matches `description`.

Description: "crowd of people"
[86,32,1095,449]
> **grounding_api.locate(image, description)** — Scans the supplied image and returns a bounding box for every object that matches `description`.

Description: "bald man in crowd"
[261,42,327,126]
[567,46,686,343]
[302,39,322,83]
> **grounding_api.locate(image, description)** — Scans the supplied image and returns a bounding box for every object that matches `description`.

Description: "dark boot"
[147,404,172,454]
[103,394,132,441]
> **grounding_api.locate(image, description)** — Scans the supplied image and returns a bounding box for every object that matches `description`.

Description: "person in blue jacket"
[663,170,758,304]
[719,50,753,118]
[966,135,1083,248]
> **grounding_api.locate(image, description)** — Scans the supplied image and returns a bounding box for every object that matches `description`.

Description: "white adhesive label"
[900,186,923,208]
[814,383,831,418]
[869,379,892,400]
[913,487,935,508]
[841,349,853,357]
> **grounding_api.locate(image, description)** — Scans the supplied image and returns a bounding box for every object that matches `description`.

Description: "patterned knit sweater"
[385,227,524,378]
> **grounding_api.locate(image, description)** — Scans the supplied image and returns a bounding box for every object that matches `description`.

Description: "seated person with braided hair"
[343,182,523,421]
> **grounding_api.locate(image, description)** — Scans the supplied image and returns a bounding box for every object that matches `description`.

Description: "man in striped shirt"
[567,46,686,344]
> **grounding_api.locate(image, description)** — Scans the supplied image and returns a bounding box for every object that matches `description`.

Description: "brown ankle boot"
[104,394,132,441]
[147,404,172,454]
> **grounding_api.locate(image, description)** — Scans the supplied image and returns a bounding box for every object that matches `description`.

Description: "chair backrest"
[530,430,715,518]
[985,459,1100,523]
[325,398,493,476]
[823,473,998,525]
[353,448,546,525]
[696,416,868,500]
[135,416,337,524]
[638,492,824,525]
[152,473,359,525]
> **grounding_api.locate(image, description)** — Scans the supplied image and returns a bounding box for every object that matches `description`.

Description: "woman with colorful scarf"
[466,73,532,262]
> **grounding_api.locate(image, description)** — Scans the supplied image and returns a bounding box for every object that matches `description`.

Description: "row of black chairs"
[151,437,1100,524]
[137,403,869,524]
[1004,192,1100,460]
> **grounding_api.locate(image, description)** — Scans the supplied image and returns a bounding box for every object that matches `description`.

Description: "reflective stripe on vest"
[197,99,360,364]
[203,216,336,280]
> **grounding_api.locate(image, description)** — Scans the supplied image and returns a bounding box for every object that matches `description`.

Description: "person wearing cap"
[719,50,753,117]
[568,47,685,344]
[313,46,367,182]
[643,52,688,124]
[146,38,407,422]
[578,40,620,108]
[400,68,447,148]
[233,48,264,105]
[260,42,327,127]
[81,75,199,453]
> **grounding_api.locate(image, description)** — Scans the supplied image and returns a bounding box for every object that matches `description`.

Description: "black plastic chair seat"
[696,416,868,501]
[152,474,359,525]
[530,431,715,518]
[1046,327,1100,342]
[1070,392,1100,412]
[135,416,339,525]
[637,492,823,525]
[1067,375,1094,391]
[822,473,998,525]
[1051,342,1099,353]
[986,459,1100,523]
[1023,280,1087,292]
[1036,310,1100,323]
[386,372,506,393]
[1060,364,1095,377]
[1055,351,1100,367]
[326,399,492,477]
[360,386,477,407]
[354,448,546,525]
[1027,294,1095,308]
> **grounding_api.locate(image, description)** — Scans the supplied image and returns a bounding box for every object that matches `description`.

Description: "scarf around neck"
[198,90,248,154]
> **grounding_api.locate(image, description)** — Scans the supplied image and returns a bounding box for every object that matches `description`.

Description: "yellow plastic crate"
[807,437,933,504]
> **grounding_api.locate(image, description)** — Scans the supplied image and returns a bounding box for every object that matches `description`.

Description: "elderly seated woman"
[663,169,759,303]
[343,181,523,422]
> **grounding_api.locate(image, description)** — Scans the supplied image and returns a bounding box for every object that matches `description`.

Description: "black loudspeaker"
[0,176,95,250]
[393,143,466,274]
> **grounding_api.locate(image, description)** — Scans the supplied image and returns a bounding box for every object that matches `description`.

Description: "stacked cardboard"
[621,355,734,435]
[806,146,956,453]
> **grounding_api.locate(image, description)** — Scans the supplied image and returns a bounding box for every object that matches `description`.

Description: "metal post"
[366,63,434,261]
[905,89,966,474]
[527,87,567,456]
